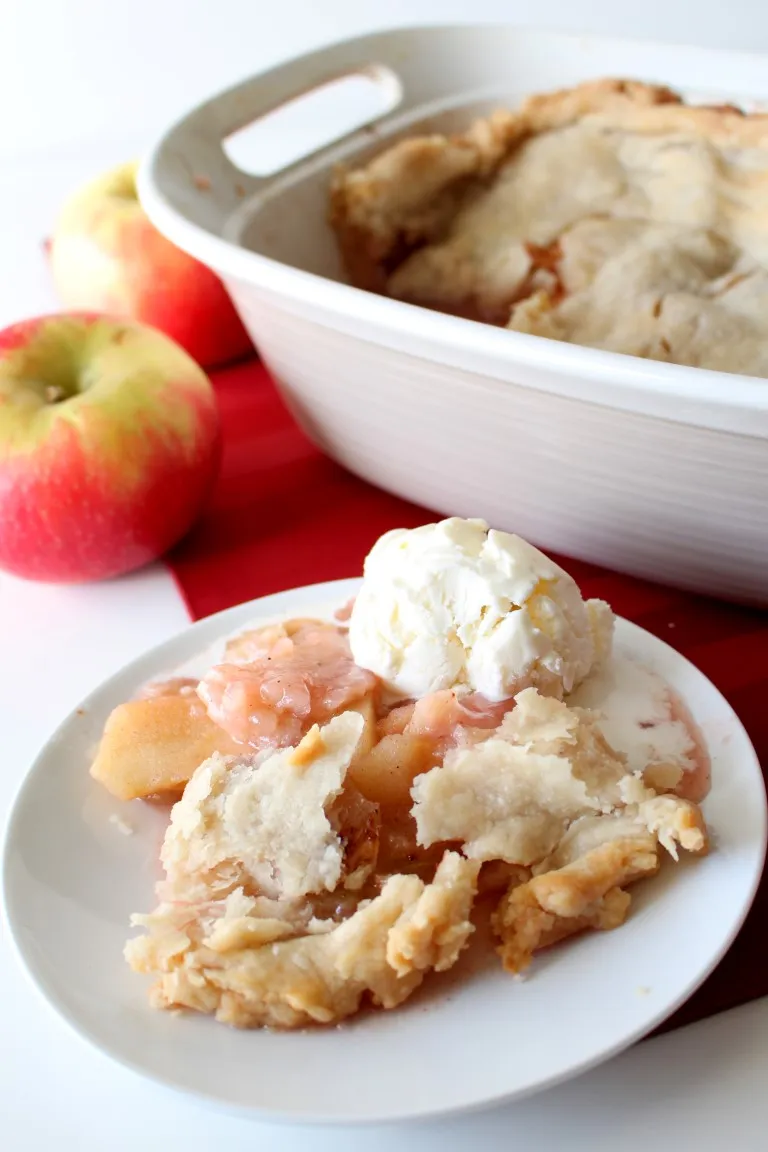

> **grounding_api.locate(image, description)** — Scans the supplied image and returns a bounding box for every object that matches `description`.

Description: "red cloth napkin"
[167,358,768,1035]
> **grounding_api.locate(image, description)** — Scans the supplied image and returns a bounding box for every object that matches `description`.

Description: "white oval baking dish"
[139,25,768,604]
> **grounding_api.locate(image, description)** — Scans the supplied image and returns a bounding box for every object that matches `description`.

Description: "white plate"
[2,578,766,1125]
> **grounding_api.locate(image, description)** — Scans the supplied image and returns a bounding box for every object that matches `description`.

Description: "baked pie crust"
[329,79,768,376]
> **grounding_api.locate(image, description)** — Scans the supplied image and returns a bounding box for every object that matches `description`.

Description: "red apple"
[0,314,221,583]
[49,162,252,369]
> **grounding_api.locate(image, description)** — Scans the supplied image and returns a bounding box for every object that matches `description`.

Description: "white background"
[2,1,768,1149]
[4,0,768,329]
[3,0,768,158]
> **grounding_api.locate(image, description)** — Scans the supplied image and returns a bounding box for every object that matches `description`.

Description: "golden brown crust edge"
[328,77,768,293]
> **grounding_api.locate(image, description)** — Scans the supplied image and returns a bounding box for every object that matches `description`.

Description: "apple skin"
[49,162,253,370]
[0,314,221,583]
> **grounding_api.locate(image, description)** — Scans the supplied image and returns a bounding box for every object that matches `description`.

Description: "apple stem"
[45,384,67,404]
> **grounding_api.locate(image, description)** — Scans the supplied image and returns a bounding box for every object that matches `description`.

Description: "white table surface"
[2,120,768,1152]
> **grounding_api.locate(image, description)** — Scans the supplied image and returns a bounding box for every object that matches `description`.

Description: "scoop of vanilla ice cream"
[348,518,613,702]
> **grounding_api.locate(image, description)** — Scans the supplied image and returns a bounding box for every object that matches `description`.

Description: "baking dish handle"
[141,28,447,230]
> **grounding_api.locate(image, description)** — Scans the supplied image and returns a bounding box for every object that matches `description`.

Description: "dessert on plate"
[91,518,710,1029]
[329,79,768,377]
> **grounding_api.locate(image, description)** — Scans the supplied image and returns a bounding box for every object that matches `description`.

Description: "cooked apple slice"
[347,694,377,759]
[90,695,242,801]
[349,731,435,807]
